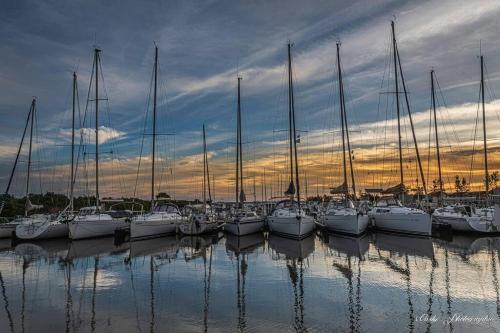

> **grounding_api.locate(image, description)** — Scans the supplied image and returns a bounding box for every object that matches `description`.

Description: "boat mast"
[236,76,245,207]
[235,78,240,206]
[206,131,212,207]
[392,21,427,199]
[395,30,427,196]
[151,46,158,209]
[239,79,244,205]
[203,124,207,213]
[430,70,443,201]
[337,42,357,200]
[480,55,489,202]
[336,43,348,199]
[25,98,36,216]
[94,48,101,209]
[289,43,301,208]
[1,101,33,215]
[391,21,404,191]
[70,73,77,211]
[286,42,296,199]
[202,124,212,212]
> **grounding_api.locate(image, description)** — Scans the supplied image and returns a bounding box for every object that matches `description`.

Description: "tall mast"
[430,70,443,200]
[235,78,240,205]
[2,102,33,204]
[289,43,301,207]
[391,21,404,189]
[337,43,357,200]
[25,98,36,216]
[286,42,296,198]
[236,77,244,206]
[94,48,101,209]
[336,43,348,196]
[395,34,427,195]
[203,124,207,213]
[263,168,267,202]
[205,125,212,209]
[151,46,158,208]
[238,79,244,204]
[480,55,489,200]
[70,73,77,211]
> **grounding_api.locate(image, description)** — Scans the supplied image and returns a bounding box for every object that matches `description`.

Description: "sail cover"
[284,181,296,196]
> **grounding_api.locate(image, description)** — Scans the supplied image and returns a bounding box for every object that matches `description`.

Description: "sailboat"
[368,21,431,236]
[267,42,315,239]
[225,77,265,236]
[1,98,49,239]
[69,48,130,240]
[179,124,220,235]
[433,55,500,233]
[321,42,369,235]
[16,72,81,240]
[131,46,184,240]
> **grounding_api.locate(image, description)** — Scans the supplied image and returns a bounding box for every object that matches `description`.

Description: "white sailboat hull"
[323,214,369,235]
[16,221,69,240]
[69,217,129,240]
[433,213,499,233]
[268,216,315,239]
[370,212,431,236]
[224,217,265,236]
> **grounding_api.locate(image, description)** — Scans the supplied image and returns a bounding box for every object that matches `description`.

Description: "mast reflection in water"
[0,232,499,332]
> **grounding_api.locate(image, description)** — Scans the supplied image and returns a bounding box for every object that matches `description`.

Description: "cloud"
[60,126,126,145]
[1,0,500,199]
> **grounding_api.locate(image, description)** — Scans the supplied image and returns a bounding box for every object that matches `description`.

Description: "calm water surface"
[0,231,499,332]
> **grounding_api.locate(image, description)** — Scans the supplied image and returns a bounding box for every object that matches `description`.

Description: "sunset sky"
[1,0,500,201]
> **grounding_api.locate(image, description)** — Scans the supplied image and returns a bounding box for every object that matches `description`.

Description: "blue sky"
[1,0,500,200]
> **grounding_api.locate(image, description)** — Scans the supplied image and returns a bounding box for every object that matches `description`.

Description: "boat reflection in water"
[1,232,500,332]
[371,231,434,259]
[127,235,179,260]
[325,232,369,259]
[180,233,221,332]
[321,231,369,333]
[268,234,315,260]
[225,233,264,255]
[15,238,70,261]
[436,233,500,258]
[225,233,265,333]
[371,231,436,333]
[268,234,314,332]
[67,236,130,260]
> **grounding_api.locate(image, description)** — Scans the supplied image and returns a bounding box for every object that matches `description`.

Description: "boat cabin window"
[79,207,97,216]
[107,210,132,219]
